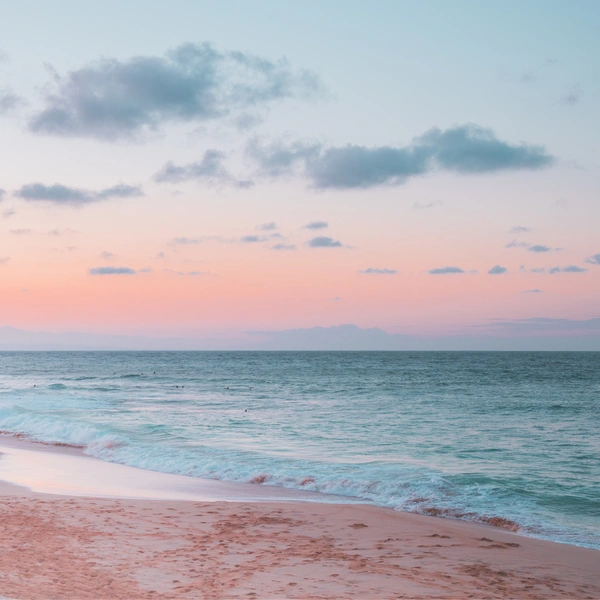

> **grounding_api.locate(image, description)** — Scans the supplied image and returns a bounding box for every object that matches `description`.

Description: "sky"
[1,0,599,349]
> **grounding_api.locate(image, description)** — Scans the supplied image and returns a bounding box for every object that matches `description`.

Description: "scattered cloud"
[523,289,543,293]
[247,124,554,189]
[48,228,78,236]
[240,235,265,243]
[303,220,328,229]
[333,296,342,301]
[413,200,441,210]
[15,182,143,206]
[561,84,582,106]
[429,266,465,275]
[488,265,507,275]
[101,251,116,260]
[518,58,557,84]
[256,222,277,231]
[526,265,588,274]
[584,253,600,266]
[359,268,397,275]
[156,252,166,259]
[154,150,253,188]
[164,268,212,276]
[0,90,23,115]
[307,236,342,248]
[0,257,10,264]
[169,236,200,246]
[139,268,153,273]
[506,239,531,248]
[29,42,323,141]
[89,266,136,275]
[9,228,31,235]
[271,243,296,251]
[510,226,530,234]
[1,207,15,219]
[527,244,560,253]
[0,188,5,201]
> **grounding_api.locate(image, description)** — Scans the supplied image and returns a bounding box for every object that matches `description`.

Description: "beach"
[1,439,599,599]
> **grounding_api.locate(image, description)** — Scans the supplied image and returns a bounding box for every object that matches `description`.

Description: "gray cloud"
[303,220,328,229]
[240,235,264,243]
[15,182,143,206]
[154,150,253,188]
[29,42,323,141]
[523,289,543,293]
[561,84,582,106]
[0,257,10,264]
[271,243,296,251]
[359,268,397,275]
[9,229,31,235]
[518,58,557,84]
[247,124,554,189]
[429,266,465,275]
[307,236,342,248]
[89,266,136,275]
[510,226,530,234]
[257,222,277,231]
[527,244,559,253]
[506,240,530,248]
[0,188,5,201]
[488,265,507,275]
[0,90,23,114]
[585,253,600,266]
[101,251,116,260]
[2,207,16,219]
[413,201,441,210]
[169,237,200,246]
[549,265,587,274]
[164,268,211,276]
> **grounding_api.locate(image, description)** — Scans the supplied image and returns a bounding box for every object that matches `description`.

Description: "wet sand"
[0,438,599,599]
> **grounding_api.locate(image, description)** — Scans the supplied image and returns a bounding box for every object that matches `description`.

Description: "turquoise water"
[0,351,598,548]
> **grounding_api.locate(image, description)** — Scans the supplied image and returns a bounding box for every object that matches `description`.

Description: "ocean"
[0,351,598,549]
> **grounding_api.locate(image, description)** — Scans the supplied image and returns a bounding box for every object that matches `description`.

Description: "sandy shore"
[0,482,599,599]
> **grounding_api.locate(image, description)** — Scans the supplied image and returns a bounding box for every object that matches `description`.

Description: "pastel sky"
[1,0,599,347]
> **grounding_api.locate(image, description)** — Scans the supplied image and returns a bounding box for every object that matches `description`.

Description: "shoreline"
[0,437,599,598]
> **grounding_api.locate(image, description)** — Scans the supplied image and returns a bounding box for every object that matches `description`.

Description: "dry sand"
[0,482,599,599]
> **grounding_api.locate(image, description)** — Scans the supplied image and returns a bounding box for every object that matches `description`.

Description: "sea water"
[0,351,598,548]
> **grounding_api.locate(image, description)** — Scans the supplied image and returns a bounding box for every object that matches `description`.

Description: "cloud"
[523,289,543,293]
[506,240,530,248]
[548,265,587,274]
[139,268,153,273]
[510,226,530,234]
[1,207,15,219]
[429,266,465,275]
[585,253,600,266]
[247,124,554,189]
[271,243,296,251]
[488,265,507,275]
[48,228,78,236]
[0,189,5,201]
[359,268,397,275]
[29,42,323,141]
[413,201,441,210]
[240,235,264,243]
[15,182,143,206]
[518,58,557,83]
[101,251,116,259]
[256,222,277,231]
[154,150,253,188]
[89,266,136,275]
[0,90,23,115]
[169,236,200,246]
[561,84,582,106]
[164,268,211,276]
[303,220,328,229]
[527,244,559,253]
[0,257,10,264]
[527,265,588,274]
[307,236,342,248]
[9,229,31,235]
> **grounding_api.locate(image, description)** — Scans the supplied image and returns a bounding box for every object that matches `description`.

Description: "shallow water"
[0,351,598,547]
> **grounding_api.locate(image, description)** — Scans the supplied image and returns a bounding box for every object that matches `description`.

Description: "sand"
[1,482,599,599]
